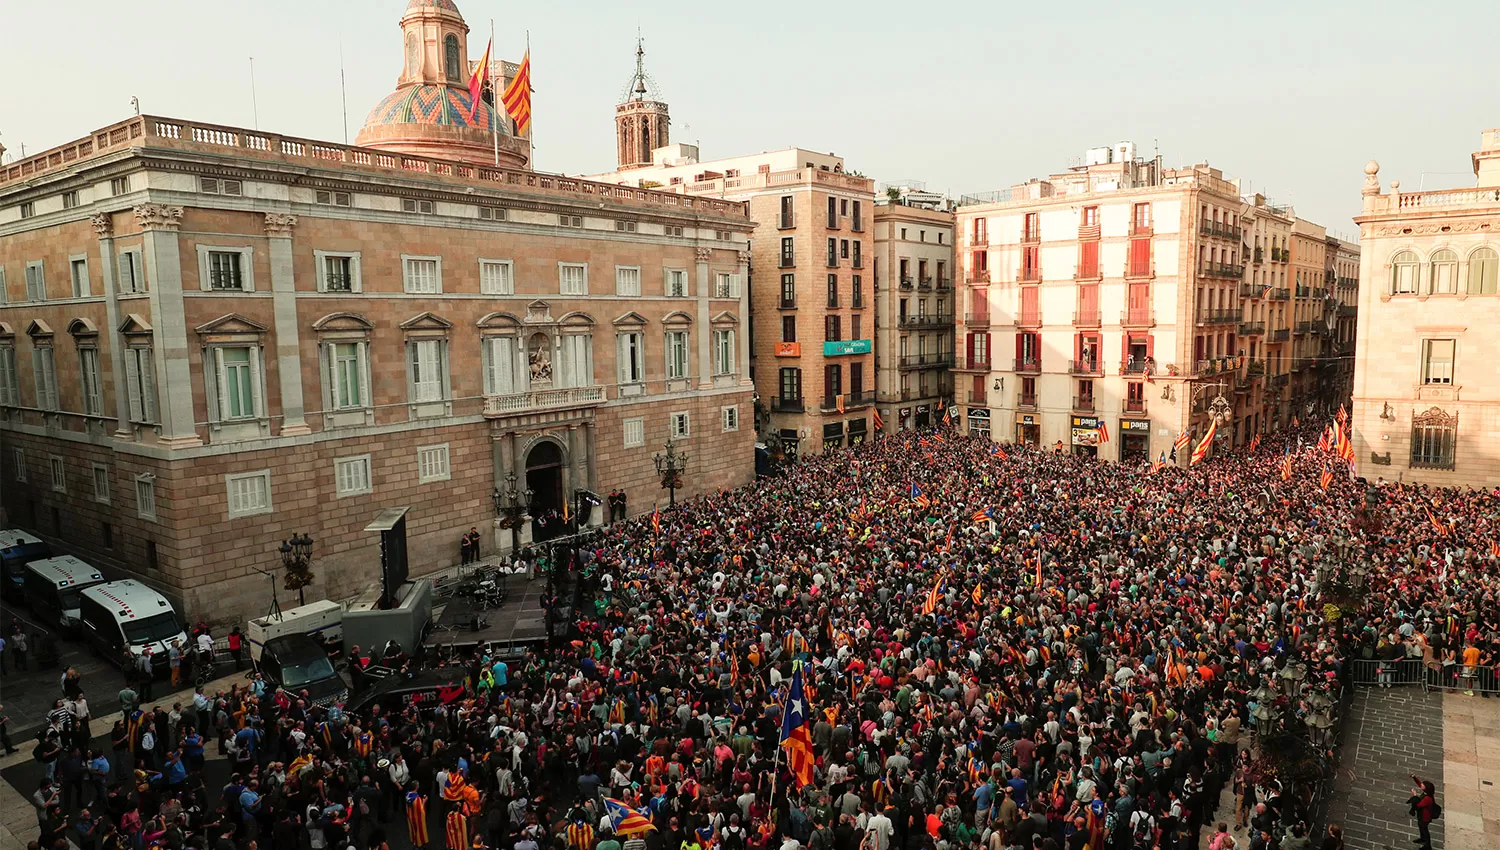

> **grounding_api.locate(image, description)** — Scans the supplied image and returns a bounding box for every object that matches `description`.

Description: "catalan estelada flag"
[467,37,492,121]
[992,443,1008,461]
[1190,420,1217,466]
[779,661,816,788]
[406,791,429,848]
[604,798,657,836]
[1280,449,1293,481]
[501,48,532,136]
[1319,467,1332,490]
[909,483,930,510]
[971,583,983,605]
[1097,419,1110,444]
[1489,540,1500,559]
[1151,451,1166,473]
[971,506,993,524]
[1174,431,1191,454]
[1427,509,1448,536]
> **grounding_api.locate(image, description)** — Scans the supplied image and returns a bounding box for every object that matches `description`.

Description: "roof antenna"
[633,29,648,100]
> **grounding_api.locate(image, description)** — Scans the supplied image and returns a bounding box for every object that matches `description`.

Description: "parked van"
[78,580,188,666]
[23,556,106,632]
[0,529,52,590]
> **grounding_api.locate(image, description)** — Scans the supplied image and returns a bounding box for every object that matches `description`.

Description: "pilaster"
[695,246,713,388]
[737,248,753,386]
[135,204,202,448]
[264,213,310,436]
[92,213,133,438]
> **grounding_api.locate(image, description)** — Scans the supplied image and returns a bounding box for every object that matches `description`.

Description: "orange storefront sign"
[775,342,801,357]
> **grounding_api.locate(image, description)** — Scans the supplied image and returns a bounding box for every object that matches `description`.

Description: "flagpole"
[490,19,499,166]
[525,30,533,169]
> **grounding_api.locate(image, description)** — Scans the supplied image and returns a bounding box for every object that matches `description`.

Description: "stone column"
[264,213,310,436]
[135,204,201,448]
[737,248,753,386]
[583,420,601,526]
[92,213,133,438]
[695,246,713,389]
[567,424,583,507]
[491,433,507,552]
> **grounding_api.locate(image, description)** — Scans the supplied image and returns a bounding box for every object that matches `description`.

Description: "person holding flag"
[779,660,817,789]
[406,783,430,849]
[1190,421,1217,466]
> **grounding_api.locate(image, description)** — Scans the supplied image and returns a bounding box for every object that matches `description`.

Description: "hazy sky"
[5,0,1495,233]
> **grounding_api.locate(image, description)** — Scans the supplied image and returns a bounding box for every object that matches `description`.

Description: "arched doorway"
[525,441,565,517]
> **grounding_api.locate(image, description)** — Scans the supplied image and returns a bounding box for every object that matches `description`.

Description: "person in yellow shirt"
[1461,643,1483,696]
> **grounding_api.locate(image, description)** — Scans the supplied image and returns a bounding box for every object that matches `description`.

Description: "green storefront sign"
[823,339,873,356]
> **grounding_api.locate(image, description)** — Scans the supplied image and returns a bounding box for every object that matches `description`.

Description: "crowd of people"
[21,422,1500,850]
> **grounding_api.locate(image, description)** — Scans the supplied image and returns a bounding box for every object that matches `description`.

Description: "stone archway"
[525,440,565,516]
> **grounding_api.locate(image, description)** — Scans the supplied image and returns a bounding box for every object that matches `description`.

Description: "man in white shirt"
[866,808,894,850]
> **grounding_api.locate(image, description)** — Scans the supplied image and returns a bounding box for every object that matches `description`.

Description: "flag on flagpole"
[467,37,493,121]
[604,799,657,836]
[501,48,532,135]
[1097,420,1110,444]
[873,409,884,431]
[1248,433,1261,453]
[1190,421,1217,466]
[1336,404,1348,424]
[1151,451,1166,474]
[1319,467,1332,490]
[779,661,817,788]
[942,404,953,426]
[1174,431,1191,454]
[1318,426,1331,453]
[1035,557,1043,588]
[651,507,661,534]
[922,570,945,615]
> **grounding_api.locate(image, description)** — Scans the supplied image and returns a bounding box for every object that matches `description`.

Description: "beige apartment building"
[587,72,875,457]
[0,0,756,622]
[871,197,954,433]
[1328,237,1360,398]
[1351,129,1500,486]
[953,142,1349,461]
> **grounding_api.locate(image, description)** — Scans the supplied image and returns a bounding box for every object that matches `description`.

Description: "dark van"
[257,634,348,707]
[345,668,467,716]
[0,529,52,591]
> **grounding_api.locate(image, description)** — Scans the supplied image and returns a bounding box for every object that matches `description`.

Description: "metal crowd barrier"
[1424,663,1500,694]
[1348,657,1425,686]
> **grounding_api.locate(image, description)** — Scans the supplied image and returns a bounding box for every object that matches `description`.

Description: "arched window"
[444,35,461,80]
[1429,248,1458,294]
[1469,247,1498,295]
[1390,250,1419,295]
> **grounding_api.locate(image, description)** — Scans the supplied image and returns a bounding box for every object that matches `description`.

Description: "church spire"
[614,33,669,170]
[632,34,648,100]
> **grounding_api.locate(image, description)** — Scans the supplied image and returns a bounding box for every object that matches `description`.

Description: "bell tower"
[615,37,670,171]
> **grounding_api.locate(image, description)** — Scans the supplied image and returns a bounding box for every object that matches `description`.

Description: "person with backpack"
[1409,774,1439,850]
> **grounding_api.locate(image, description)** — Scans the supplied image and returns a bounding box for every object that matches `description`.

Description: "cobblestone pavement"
[1325,687,1446,850]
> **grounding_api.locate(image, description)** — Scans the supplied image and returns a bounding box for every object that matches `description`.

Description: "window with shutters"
[315,251,361,293]
[1078,241,1100,279]
[315,190,352,207]
[825,364,842,400]
[417,444,451,483]
[135,473,156,521]
[779,368,802,403]
[1421,339,1455,385]
[559,262,588,295]
[11,448,24,482]
[402,255,441,294]
[712,330,736,376]
[482,336,523,396]
[713,273,732,299]
[1389,250,1418,294]
[780,238,795,268]
[49,456,66,493]
[616,266,642,296]
[780,274,796,308]
[825,315,841,342]
[92,464,110,504]
[781,316,797,343]
[1429,250,1458,295]
[0,345,18,407]
[1467,247,1498,295]
[210,346,260,420]
[665,269,688,297]
[70,257,90,297]
[225,470,272,519]
[1128,238,1152,278]
[617,332,645,385]
[334,455,373,497]
[31,344,59,411]
[79,347,102,416]
[827,238,838,268]
[408,339,448,404]
[111,177,130,196]
[666,331,689,380]
[203,249,250,291]
[827,275,839,309]
[722,405,739,432]
[328,342,367,409]
[479,259,514,295]
[125,346,157,423]
[670,411,690,439]
[25,261,46,302]
[118,249,146,293]
[779,196,795,229]
[623,417,645,448]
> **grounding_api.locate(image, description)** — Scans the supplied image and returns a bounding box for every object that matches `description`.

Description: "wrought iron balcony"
[1073,309,1102,327]
[1238,321,1266,336]
[1124,397,1147,414]
[1069,359,1103,376]
[1073,396,1095,412]
[1017,392,1037,408]
[1271,328,1290,342]
[1121,309,1156,327]
[1197,309,1239,325]
[772,396,805,412]
[965,312,990,327]
[1013,358,1041,374]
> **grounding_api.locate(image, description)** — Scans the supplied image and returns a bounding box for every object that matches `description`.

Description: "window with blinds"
[408,339,447,403]
[482,336,523,396]
[403,257,440,294]
[125,347,157,423]
[480,260,514,295]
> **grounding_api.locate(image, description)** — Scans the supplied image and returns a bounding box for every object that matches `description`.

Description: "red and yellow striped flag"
[1190,420,1217,466]
[922,569,945,615]
[1319,468,1332,490]
[501,48,532,136]
[467,38,493,121]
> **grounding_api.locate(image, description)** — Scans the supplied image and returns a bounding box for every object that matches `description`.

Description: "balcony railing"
[937,277,952,290]
[1199,221,1242,240]
[779,256,795,269]
[1126,262,1155,279]
[1271,247,1289,263]
[899,353,952,369]
[1338,304,1357,317]
[1124,397,1148,414]
[1271,328,1290,342]
[899,314,953,329]
[1014,312,1042,328]
[968,269,990,284]
[1078,223,1101,240]
[968,390,987,404]
[1069,359,1103,376]
[1253,247,1264,264]
[1295,320,1313,335]
[779,214,795,230]
[771,396,805,412]
[1238,321,1266,336]
[1017,392,1037,409]
[1295,285,1312,298]
[1017,267,1041,283]
[1195,359,1223,376]
[1270,373,1290,389]
[1073,396,1096,412]
[1121,357,1152,375]
[1021,229,1040,244]
[482,385,607,417]
[1199,262,1246,280]
[779,296,796,309]
[1073,309,1102,327]
[1013,358,1041,374]
[1239,283,1263,298]
[1246,360,1266,376]
[956,357,984,371]
[1269,288,1290,301]
[1197,309,1238,325]
[817,390,873,411]
[1076,265,1101,280]
[965,312,990,327]
[1121,309,1156,327]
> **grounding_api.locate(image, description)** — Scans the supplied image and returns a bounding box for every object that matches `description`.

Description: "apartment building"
[1327,237,1360,399]
[587,63,875,456]
[0,0,756,622]
[871,198,954,433]
[1351,131,1500,486]
[954,142,1346,462]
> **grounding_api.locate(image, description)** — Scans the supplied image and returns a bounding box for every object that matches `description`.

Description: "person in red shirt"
[1410,775,1438,849]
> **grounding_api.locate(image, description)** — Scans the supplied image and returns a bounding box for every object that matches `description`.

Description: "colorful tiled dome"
[406,0,463,13]
[364,84,499,131]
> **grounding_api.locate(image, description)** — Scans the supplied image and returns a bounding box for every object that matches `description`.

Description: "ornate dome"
[364,84,501,133]
[405,0,463,13]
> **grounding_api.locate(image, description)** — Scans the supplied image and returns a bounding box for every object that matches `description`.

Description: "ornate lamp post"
[492,472,533,553]
[654,441,688,507]
[1279,660,1308,700]
[279,532,315,607]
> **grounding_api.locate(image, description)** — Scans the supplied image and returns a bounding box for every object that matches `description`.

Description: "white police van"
[78,580,188,667]
[23,556,106,633]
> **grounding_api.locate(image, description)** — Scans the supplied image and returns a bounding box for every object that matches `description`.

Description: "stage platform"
[423,571,550,655]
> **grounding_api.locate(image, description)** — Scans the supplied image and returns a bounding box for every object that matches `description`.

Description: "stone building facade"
[1351,130,1500,487]
[0,6,756,624]
[871,202,955,434]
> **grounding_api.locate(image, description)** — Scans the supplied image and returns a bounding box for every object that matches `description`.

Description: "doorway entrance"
[525,441,565,517]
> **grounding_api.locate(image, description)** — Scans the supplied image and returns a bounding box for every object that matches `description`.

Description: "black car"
[258,634,348,706]
[344,667,468,716]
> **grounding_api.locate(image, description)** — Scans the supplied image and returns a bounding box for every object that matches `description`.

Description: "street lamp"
[492,472,533,553]
[279,532,315,607]
[654,441,688,507]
